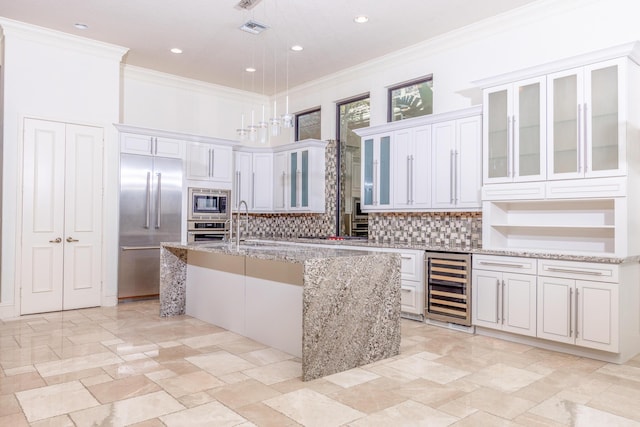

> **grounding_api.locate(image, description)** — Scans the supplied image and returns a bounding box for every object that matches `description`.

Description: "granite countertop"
[161,241,381,264]
[237,237,640,265]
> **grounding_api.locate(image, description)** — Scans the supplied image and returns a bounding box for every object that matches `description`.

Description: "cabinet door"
[472,269,501,330]
[412,126,432,208]
[392,129,412,208]
[186,143,211,180]
[585,59,625,177]
[252,152,273,211]
[502,273,536,337]
[400,281,420,314]
[484,84,512,183]
[154,137,183,159]
[514,77,546,181]
[289,151,300,208]
[537,276,574,344]
[273,152,288,210]
[234,152,252,209]
[210,145,232,183]
[121,133,153,155]
[576,280,619,352]
[431,121,456,209]
[456,116,481,209]
[547,67,584,180]
[361,135,391,209]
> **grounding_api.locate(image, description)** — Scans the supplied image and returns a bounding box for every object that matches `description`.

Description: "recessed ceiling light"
[246,67,256,73]
[74,23,89,30]
[170,48,183,54]
[290,45,303,52]
[354,15,369,24]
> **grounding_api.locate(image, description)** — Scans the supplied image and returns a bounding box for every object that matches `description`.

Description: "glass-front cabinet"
[483,76,546,184]
[362,134,392,209]
[547,58,626,180]
[289,149,309,209]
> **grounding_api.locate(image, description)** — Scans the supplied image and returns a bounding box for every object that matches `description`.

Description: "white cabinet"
[273,139,327,213]
[472,255,537,337]
[186,142,233,184]
[483,77,546,184]
[355,106,482,213]
[392,125,431,209]
[121,133,183,159]
[234,149,273,212]
[361,133,392,210]
[547,59,627,180]
[432,115,482,210]
[537,259,619,352]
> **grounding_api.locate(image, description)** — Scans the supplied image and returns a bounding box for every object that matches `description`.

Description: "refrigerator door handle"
[145,171,151,229]
[155,172,162,229]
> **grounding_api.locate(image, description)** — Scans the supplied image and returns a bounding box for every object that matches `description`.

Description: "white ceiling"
[0,0,539,94]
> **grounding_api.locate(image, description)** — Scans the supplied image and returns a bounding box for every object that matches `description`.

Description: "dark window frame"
[294,107,321,141]
[387,75,434,122]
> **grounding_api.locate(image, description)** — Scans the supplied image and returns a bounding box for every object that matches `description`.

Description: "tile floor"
[1,300,640,426]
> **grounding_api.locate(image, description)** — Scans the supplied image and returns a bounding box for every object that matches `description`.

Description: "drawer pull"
[546,267,603,276]
[478,261,525,268]
[401,288,412,292]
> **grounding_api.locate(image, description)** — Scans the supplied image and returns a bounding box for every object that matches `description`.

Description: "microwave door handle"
[145,171,151,229]
[155,172,161,229]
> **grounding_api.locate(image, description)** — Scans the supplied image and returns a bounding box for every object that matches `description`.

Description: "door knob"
[49,237,62,243]
[66,237,79,243]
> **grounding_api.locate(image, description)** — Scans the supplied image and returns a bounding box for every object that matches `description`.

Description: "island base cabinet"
[245,276,303,358]
[537,277,619,352]
[185,254,245,335]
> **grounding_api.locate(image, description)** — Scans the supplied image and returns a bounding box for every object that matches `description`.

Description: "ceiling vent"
[235,0,263,11]
[239,19,269,35]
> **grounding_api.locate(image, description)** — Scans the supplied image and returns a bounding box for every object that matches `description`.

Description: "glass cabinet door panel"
[363,139,373,205]
[290,152,298,207]
[552,74,578,174]
[379,136,391,205]
[487,90,509,179]
[590,65,618,172]
[301,150,309,207]
[517,82,541,177]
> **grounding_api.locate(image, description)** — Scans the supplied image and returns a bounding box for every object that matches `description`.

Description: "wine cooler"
[425,252,472,326]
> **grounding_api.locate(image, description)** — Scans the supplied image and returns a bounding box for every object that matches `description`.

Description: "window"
[388,75,433,122]
[295,108,321,141]
[337,95,370,147]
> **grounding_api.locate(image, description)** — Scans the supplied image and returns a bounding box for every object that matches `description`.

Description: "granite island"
[159,240,401,381]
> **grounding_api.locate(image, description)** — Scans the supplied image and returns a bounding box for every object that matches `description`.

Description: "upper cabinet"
[186,142,233,185]
[120,133,184,159]
[483,77,546,184]
[547,59,626,180]
[243,139,327,214]
[355,106,482,213]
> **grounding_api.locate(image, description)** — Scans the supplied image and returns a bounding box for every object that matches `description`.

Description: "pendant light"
[281,48,293,128]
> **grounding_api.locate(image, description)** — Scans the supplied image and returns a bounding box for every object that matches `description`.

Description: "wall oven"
[188,187,230,221]
[187,220,229,242]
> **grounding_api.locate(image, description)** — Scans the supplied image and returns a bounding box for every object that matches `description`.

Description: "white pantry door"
[21,118,103,314]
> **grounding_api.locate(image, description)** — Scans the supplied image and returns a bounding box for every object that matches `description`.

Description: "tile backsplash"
[244,138,482,247]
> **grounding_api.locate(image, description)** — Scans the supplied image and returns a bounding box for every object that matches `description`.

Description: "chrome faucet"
[236,200,249,249]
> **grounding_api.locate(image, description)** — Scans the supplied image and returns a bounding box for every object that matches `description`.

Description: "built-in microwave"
[188,187,231,221]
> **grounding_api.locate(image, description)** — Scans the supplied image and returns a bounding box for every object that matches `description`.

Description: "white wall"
[0,19,126,317]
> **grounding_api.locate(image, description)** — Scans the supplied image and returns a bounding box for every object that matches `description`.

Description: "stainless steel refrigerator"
[118,153,183,299]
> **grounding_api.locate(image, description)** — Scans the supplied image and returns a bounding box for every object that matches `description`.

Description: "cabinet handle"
[478,261,524,268]
[450,150,454,204]
[407,155,411,204]
[401,288,411,293]
[507,116,512,178]
[583,103,588,173]
[282,171,286,208]
[297,170,302,207]
[496,279,501,322]
[511,116,516,178]
[569,288,574,337]
[501,280,505,325]
[575,288,580,338]
[546,267,603,276]
[411,155,415,204]
[373,160,379,205]
[454,150,459,204]
[252,172,256,207]
[577,104,582,173]
[49,237,62,243]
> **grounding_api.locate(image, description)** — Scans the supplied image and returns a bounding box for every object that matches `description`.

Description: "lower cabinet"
[473,255,624,356]
[472,256,537,337]
[537,261,619,352]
